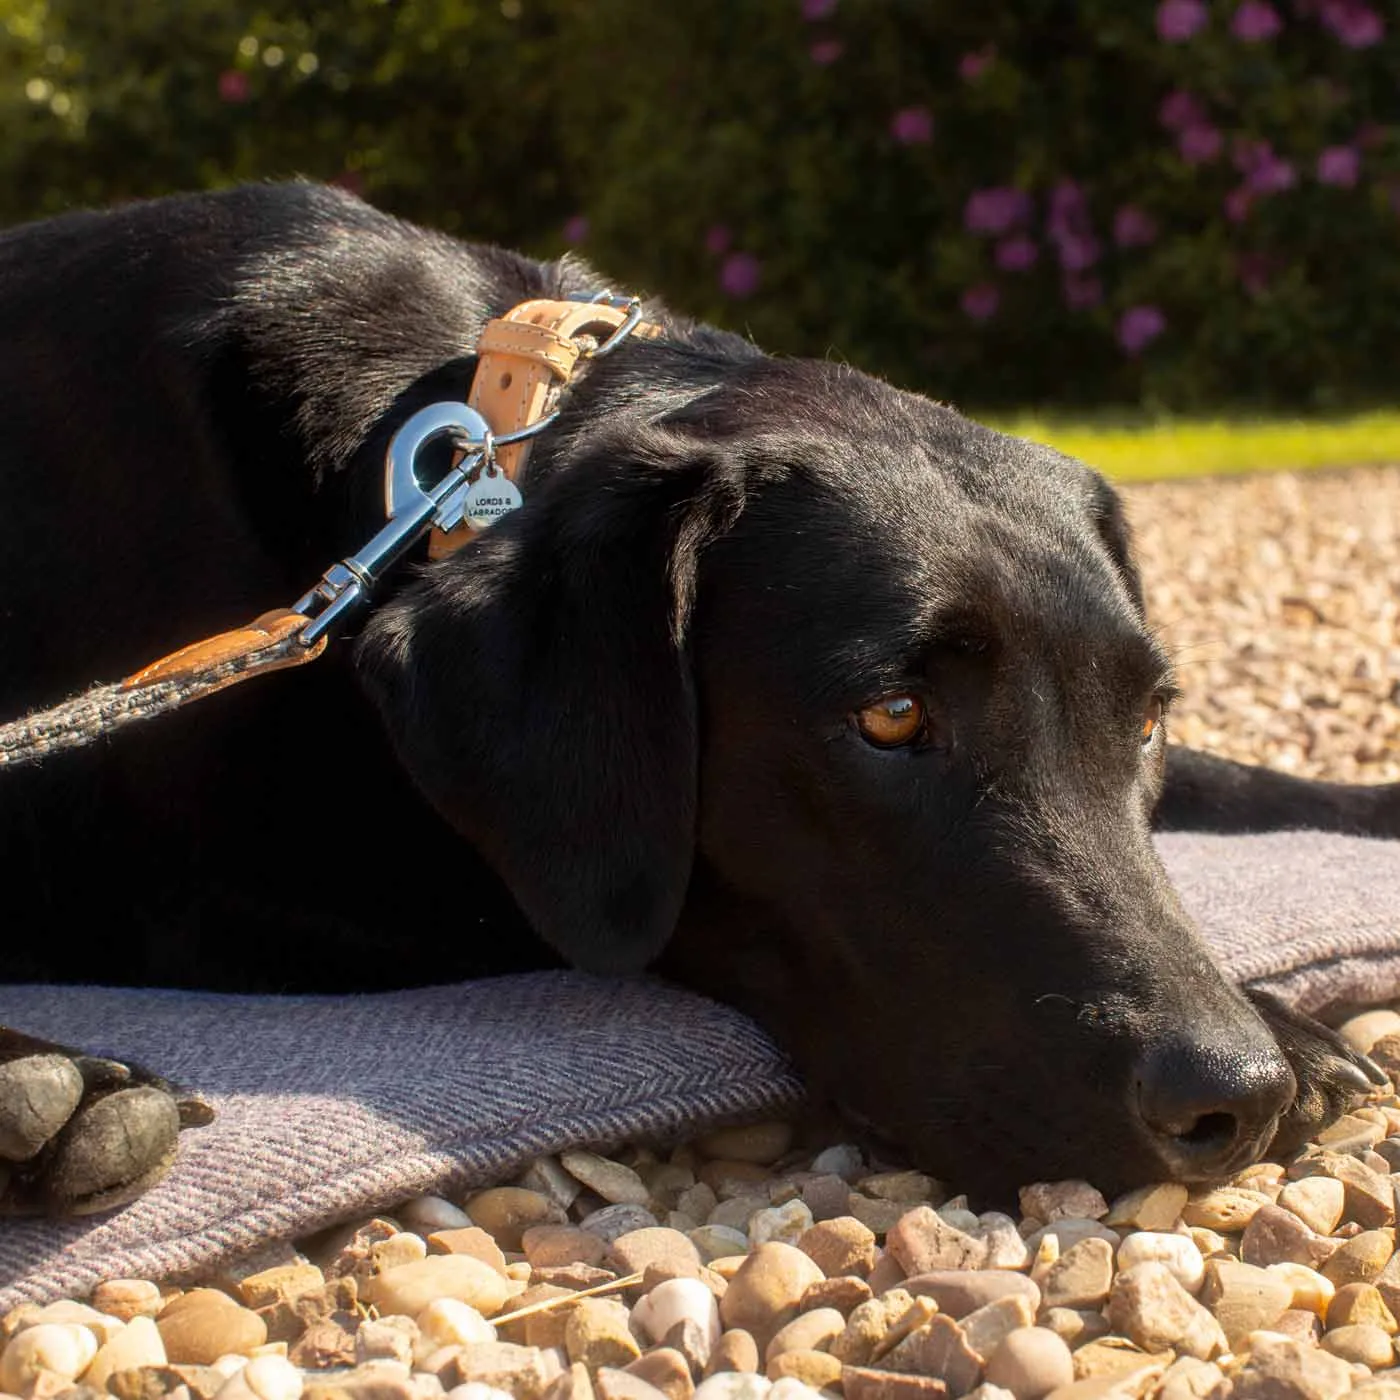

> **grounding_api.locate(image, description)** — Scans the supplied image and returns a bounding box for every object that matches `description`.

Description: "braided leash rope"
[0,617,323,769]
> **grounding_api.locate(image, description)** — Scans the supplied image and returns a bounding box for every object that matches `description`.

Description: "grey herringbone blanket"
[1,829,1398,1307]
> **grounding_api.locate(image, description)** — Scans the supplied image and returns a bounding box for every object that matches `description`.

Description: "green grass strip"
[988,411,1400,481]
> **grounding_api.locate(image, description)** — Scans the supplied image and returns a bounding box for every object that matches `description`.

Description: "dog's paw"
[0,1028,212,1217]
[1248,989,1388,1158]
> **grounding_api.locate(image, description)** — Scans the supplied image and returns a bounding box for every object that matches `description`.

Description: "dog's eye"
[855,694,927,748]
[1141,697,1165,745]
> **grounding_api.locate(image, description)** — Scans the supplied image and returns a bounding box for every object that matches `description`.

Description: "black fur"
[1,182,1394,1211]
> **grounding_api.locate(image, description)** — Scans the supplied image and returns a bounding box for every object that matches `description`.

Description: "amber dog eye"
[1142,696,1165,745]
[855,694,927,748]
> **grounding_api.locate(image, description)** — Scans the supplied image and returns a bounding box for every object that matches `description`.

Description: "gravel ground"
[11,465,1400,1400]
[1124,465,1400,785]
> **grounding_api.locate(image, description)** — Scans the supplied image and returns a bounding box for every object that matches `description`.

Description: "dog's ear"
[356,427,741,974]
[1088,475,1146,614]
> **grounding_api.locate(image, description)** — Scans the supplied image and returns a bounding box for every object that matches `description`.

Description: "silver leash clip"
[293,402,495,645]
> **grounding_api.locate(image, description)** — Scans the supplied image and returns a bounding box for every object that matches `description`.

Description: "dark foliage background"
[2,0,1396,411]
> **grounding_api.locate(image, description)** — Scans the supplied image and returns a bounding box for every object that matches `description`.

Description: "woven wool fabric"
[0,829,1397,1306]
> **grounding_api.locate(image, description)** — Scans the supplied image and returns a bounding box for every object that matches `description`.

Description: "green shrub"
[2,0,1397,411]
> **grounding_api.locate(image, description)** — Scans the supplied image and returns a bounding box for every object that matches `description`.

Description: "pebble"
[693,1126,793,1167]
[886,1207,989,1274]
[705,1330,761,1378]
[580,1205,660,1243]
[1322,1228,1395,1285]
[0,1322,98,1390]
[634,1280,722,1349]
[523,1226,609,1270]
[1103,1186,1188,1234]
[1104,1263,1224,1360]
[764,1308,845,1364]
[880,1312,982,1396]
[417,1300,497,1354]
[794,1217,875,1279]
[765,1350,840,1388]
[560,1153,652,1208]
[1321,1323,1395,1368]
[808,1146,863,1180]
[860,1173,941,1205]
[693,1376,771,1400]
[960,1296,1036,1364]
[800,1276,872,1315]
[848,1194,915,1236]
[518,1157,584,1212]
[565,1301,640,1370]
[1019,1184,1108,1224]
[400,1197,476,1234]
[363,1257,512,1318]
[465,1189,566,1252]
[609,1228,701,1276]
[1113,1234,1204,1293]
[157,1290,269,1365]
[1180,1188,1273,1232]
[447,1341,557,1399]
[719,1245,824,1353]
[625,1348,695,1400]
[842,1365,952,1400]
[428,1230,511,1277]
[1277,1176,1347,1236]
[91,1278,166,1321]
[1240,1203,1338,1269]
[829,1292,917,1367]
[1021,1222,1121,1258]
[1196,1260,1292,1348]
[748,1203,813,1249]
[86,1316,169,1390]
[1340,1010,1400,1054]
[984,1328,1074,1400]
[904,1272,1041,1320]
[1264,1261,1335,1316]
[1039,1239,1115,1311]
[216,1354,306,1400]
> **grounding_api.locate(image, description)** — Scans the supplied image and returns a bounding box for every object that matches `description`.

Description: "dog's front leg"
[1156,746,1400,838]
[0,1027,212,1216]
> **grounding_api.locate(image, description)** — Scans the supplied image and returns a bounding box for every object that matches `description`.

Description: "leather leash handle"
[120,609,326,692]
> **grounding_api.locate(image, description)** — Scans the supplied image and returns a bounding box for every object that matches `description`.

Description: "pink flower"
[890,106,934,145]
[1117,305,1167,355]
[802,0,838,18]
[705,225,733,256]
[1235,140,1296,194]
[1231,0,1282,39]
[1156,0,1209,42]
[1112,205,1158,248]
[959,47,996,81]
[720,252,761,299]
[995,236,1039,271]
[1320,0,1383,45]
[809,39,844,64]
[1177,123,1223,163]
[562,214,589,244]
[964,187,1031,236]
[1158,90,1205,131]
[1063,274,1104,310]
[1047,181,1100,270]
[1316,145,1360,186]
[217,69,249,103]
[1224,186,1254,222]
[960,283,1000,320]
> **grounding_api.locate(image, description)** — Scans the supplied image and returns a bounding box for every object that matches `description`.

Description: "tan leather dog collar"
[428,297,659,559]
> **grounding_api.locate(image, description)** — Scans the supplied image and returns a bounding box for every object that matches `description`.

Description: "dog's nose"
[1133,1037,1296,1180]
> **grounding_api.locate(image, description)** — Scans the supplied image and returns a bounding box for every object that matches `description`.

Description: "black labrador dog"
[1,182,1394,1217]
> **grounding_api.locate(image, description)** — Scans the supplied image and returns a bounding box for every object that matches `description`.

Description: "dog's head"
[359,349,1297,1196]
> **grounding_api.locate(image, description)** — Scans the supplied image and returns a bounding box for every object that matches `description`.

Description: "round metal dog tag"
[462,469,523,530]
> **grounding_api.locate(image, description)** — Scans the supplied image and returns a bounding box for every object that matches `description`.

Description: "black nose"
[1133,1036,1296,1179]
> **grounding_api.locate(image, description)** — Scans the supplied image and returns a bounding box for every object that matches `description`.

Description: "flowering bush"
[2,0,1399,410]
